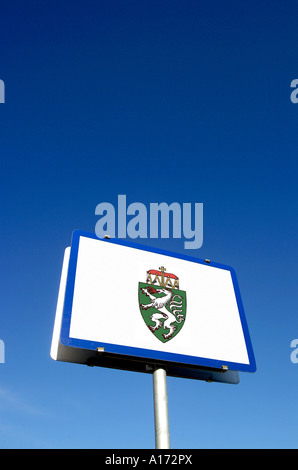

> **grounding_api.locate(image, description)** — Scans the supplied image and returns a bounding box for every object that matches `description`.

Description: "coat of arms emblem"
[138,267,187,343]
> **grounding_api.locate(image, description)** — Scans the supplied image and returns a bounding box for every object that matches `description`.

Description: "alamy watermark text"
[0,339,4,363]
[290,79,298,103]
[290,339,298,363]
[0,80,5,103]
[95,195,203,249]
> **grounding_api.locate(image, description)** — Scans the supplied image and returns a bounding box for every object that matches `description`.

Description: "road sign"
[51,230,256,384]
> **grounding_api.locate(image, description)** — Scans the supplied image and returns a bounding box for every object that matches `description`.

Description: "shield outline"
[138,282,187,343]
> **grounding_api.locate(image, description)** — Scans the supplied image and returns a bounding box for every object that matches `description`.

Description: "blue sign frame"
[59,230,256,375]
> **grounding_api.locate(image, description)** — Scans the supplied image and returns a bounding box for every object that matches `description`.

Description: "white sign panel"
[51,231,256,383]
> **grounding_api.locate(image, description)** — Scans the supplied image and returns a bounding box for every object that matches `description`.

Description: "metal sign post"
[51,231,256,448]
[153,368,170,449]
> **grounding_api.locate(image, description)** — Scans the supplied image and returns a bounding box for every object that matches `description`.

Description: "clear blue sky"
[0,0,298,448]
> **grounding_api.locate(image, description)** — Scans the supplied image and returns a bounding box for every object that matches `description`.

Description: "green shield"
[138,282,187,343]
